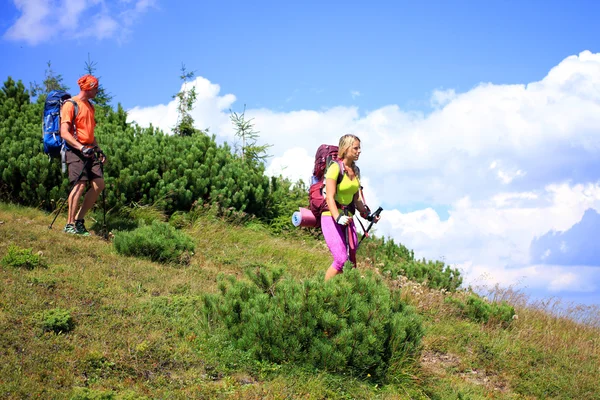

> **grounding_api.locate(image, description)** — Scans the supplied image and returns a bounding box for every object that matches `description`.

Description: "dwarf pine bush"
[359,237,461,292]
[113,221,195,265]
[446,294,515,326]
[1,245,47,269]
[383,259,462,292]
[205,265,423,381]
[38,308,74,334]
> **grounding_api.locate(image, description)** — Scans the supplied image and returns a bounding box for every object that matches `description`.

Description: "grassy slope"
[0,203,599,399]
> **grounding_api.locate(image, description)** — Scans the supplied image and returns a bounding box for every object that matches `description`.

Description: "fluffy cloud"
[4,0,157,45]
[128,76,236,141]
[375,183,600,296]
[126,51,600,303]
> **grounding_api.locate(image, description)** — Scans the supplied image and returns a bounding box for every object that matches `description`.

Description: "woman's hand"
[336,215,351,225]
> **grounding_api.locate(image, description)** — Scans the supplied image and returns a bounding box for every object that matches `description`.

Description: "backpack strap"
[330,159,345,185]
[63,99,79,146]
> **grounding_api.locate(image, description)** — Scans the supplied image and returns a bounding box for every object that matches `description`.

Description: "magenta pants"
[321,215,358,271]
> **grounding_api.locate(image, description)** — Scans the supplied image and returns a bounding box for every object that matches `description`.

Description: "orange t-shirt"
[60,97,96,145]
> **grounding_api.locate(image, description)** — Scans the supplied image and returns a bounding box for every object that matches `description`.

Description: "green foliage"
[84,54,113,120]
[1,245,47,269]
[230,105,272,165]
[360,236,415,263]
[70,388,147,400]
[205,265,423,381]
[359,236,462,291]
[37,308,74,333]
[173,64,197,136]
[445,294,516,326]
[70,388,116,400]
[0,78,66,207]
[29,60,69,97]
[113,221,195,265]
[266,176,309,234]
[121,202,167,225]
[0,76,273,219]
[79,351,117,383]
[1,77,30,110]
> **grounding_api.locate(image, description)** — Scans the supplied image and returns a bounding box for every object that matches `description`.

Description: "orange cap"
[78,74,99,91]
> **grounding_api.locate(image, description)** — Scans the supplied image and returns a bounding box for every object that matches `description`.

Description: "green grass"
[0,202,599,399]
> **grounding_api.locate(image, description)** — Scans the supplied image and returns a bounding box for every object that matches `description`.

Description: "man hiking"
[60,74,106,236]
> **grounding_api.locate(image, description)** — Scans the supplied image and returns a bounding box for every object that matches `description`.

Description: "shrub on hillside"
[70,387,149,400]
[204,265,424,381]
[1,245,47,269]
[113,221,195,265]
[359,237,461,291]
[37,308,74,334]
[445,294,515,326]
[359,236,415,263]
[382,258,462,292]
[0,79,272,220]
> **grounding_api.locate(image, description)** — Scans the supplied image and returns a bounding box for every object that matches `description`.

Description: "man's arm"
[60,121,85,152]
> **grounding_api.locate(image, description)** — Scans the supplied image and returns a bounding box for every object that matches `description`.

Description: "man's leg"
[67,182,87,225]
[75,177,105,221]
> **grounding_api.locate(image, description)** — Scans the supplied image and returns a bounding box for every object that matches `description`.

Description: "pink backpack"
[307,144,345,228]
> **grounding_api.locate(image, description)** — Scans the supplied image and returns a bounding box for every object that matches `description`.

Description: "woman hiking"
[322,134,378,281]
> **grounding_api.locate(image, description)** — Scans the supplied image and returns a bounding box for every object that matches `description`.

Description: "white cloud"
[265,147,313,184]
[4,0,52,44]
[430,88,456,108]
[128,76,236,138]
[375,182,600,294]
[351,90,361,99]
[3,0,157,45]
[126,51,600,302]
[489,160,526,184]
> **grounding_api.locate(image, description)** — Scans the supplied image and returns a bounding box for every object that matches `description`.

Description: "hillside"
[0,202,599,399]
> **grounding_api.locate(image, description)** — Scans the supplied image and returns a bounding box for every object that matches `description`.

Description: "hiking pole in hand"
[343,208,350,259]
[356,206,383,250]
[95,149,108,240]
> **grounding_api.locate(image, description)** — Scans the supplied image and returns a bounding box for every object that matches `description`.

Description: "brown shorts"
[66,150,103,184]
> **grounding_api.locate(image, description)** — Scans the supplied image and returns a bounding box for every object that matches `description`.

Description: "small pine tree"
[230,105,271,165]
[84,54,113,107]
[173,64,197,136]
[1,77,30,109]
[29,60,68,98]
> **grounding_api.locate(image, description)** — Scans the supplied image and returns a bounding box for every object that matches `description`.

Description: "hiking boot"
[75,219,90,236]
[63,223,77,234]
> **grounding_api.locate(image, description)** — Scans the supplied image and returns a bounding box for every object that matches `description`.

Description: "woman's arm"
[353,191,370,216]
[325,177,339,220]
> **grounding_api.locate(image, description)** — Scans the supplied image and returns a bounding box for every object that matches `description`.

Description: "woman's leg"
[321,215,349,280]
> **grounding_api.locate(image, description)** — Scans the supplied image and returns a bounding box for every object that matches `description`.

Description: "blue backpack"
[42,90,78,158]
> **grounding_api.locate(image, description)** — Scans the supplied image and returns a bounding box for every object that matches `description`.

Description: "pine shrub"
[205,265,424,381]
[359,237,462,292]
[113,221,195,265]
[38,308,74,334]
[1,245,47,269]
[384,258,462,292]
[446,294,515,326]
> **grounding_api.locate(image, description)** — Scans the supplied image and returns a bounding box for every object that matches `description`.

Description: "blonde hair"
[337,134,361,178]
[338,134,360,160]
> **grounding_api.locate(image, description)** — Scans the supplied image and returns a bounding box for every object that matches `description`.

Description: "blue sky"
[2,0,600,308]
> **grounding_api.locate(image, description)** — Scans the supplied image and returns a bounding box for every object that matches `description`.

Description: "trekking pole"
[98,152,108,240]
[343,208,350,259]
[48,160,88,230]
[356,206,383,250]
